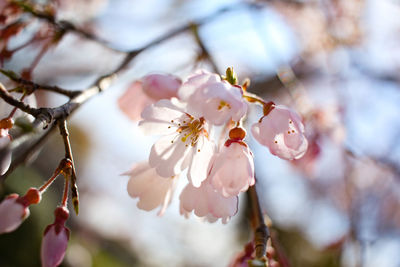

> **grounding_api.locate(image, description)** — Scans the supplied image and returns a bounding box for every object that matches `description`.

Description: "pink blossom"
[0,194,28,234]
[118,81,154,121]
[118,74,181,121]
[251,105,308,160]
[139,98,215,187]
[179,70,247,125]
[41,207,70,267]
[125,162,177,216]
[179,179,238,224]
[142,73,181,100]
[210,142,255,197]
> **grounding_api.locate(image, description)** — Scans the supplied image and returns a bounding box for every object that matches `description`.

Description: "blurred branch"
[1,123,56,180]
[190,23,219,73]
[11,0,120,53]
[0,69,81,98]
[248,184,270,260]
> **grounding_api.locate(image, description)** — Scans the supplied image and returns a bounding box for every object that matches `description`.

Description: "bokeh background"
[1,0,400,266]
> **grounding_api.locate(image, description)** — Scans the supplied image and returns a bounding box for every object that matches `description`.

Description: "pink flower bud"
[0,194,28,234]
[251,105,308,160]
[41,207,70,267]
[0,188,41,234]
[210,138,255,197]
[142,73,181,100]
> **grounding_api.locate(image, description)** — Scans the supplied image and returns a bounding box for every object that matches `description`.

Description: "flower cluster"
[120,68,308,223]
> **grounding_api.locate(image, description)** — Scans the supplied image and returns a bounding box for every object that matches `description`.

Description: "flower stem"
[39,170,60,193]
[61,175,69,207]
[58,119,79,214]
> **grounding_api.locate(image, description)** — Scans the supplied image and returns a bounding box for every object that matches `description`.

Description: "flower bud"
[252,105,308,160]
[41,206,70,267]
[142,73,181,100]
[0,188,41,234]
[0,194,28,234]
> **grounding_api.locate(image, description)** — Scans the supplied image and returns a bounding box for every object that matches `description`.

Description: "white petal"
[187,137,216,187]
[149,135,192,177]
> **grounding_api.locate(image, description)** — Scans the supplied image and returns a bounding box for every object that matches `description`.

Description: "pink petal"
[142,74,182,100]
[125,162,177,216]
[149,135,192,177]
[118,81,154,121]
[187,137,216,187]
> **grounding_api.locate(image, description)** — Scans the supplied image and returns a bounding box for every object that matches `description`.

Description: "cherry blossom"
[210,141,255,198]
[139,98,215,187]
[251,105,308,160]
[179,70,247,125]
[41,207,70,267]
[125,162,177,216]
[179,178,238,224]
[118,74,181,121]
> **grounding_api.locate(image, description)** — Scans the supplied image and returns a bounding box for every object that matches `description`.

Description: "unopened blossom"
[139,98,215,187]
[210,140,255,197]
[0,188,41,234]
[252,105,308,160]
[208,127,254,197]
[125,162,177,216]
[179,70,247,125]
[41,206,70,267]
[179,178,238,223]
[142,73,181,100]
[118,74,181,121]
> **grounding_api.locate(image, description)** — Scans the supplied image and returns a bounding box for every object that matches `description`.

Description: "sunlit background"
[1,0,400,266]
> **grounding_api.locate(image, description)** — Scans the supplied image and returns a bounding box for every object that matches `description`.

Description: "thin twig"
[58,119,79,214]
[0,69,81,98]
[190,23,219,73]
[12,0,121,53]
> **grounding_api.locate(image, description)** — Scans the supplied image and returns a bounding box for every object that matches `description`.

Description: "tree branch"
[57,119,79,214]
[248,183,270,260]
[0,69,81,98]
[12,0,121,53]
